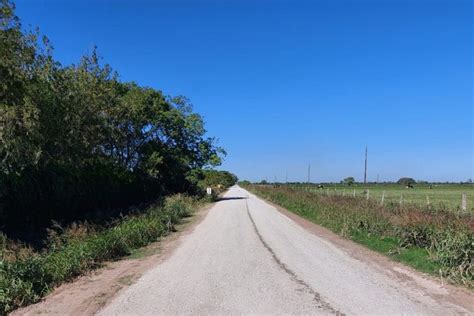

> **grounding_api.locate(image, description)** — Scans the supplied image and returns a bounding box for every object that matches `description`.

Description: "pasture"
[287,183,474,212]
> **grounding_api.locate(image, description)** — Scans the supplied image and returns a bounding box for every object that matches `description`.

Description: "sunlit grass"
[291,183,474,212]
[0,194,199,314]
[245,184,473,288]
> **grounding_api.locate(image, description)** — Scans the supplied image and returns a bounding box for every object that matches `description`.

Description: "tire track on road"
[245,197,343,315]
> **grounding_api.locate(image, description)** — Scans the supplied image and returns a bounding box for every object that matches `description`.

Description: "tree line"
[0,0,233,238]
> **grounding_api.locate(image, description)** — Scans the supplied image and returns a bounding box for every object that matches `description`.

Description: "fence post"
[366,189,370,200]
[426,195,430,206]
[461,192,467,212]
[343,189,345,197]
[381,190,385,206]
[353,189,356,197]
[399,194,403,205]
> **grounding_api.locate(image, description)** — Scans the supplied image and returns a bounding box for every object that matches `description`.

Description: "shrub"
[0,194,197,315]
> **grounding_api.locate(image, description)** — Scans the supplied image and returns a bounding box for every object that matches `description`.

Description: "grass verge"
[244,185,473,288]
[0,194,200,315]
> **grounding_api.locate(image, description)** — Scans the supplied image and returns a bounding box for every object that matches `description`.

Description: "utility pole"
[285,171,288,183]
[364,146,368,185]
[307,164,311,183]
[376,174,379,183]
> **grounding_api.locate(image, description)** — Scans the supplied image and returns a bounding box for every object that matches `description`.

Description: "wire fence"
[285,184,473,213]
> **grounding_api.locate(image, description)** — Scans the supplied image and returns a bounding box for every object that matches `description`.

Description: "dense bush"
[198,170,238,190]
[0,0,224,235]
[245,185,473,287]
[0,194,198,314]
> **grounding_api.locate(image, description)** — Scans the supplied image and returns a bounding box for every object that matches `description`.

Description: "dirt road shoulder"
[248,191,474,313]
[12,202,214,316]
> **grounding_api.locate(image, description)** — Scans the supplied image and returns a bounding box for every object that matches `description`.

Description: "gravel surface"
[99,186,473,315]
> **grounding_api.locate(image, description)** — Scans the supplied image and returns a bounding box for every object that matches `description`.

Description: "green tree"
[0,0,55,173]
[397,177,416,186]
[0,0,226,231]
[198,170,238,189]
[343,177,355,186]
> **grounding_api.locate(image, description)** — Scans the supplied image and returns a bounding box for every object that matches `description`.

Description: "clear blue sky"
[15,0,473,182]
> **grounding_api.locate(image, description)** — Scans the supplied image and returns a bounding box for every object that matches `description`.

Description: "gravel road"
[99,186,473,315]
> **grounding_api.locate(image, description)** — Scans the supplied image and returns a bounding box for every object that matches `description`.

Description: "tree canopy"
[199,170,238,189]
[397,177,416,186]
[0,0,225,232]
[342,177,355,186]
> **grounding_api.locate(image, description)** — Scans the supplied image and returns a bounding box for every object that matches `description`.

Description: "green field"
[288,183,474,212]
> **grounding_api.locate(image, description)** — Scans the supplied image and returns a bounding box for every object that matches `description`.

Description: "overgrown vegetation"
[199,170,238,191]
[0,0,224,239]
[196,170,238,201]
[0,1,238,313]
[0,194,199,314]
[244,184,473,287]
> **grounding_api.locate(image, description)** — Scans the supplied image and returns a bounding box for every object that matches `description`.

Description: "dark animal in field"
[317,184,324,189]
[405,184,414,189]
[429,185,433,189]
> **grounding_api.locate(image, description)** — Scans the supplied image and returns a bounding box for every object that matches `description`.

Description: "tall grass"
[0,194,197,314]
[245,185,473,287]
